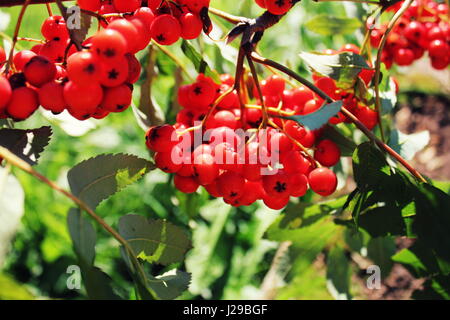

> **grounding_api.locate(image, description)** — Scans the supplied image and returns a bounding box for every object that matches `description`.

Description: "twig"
[373,0,413,142]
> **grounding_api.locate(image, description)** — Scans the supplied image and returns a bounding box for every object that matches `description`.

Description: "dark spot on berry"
[193,86,202,95]
[230,192,238,198]
[274,181,287,193]
[108,69,120,79]
[84,63,96,75]
[157,34,166,42]
[103,48,116,58]
[117,104,125,110]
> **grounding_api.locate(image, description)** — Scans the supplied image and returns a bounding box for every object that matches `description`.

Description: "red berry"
[217,171,246,199]
[193,153,219,185]
[262,170,292,197]
[308,167,337,196]
[77,0,101,11]
[354,106,378,130]
[91,29,128,62]
[339,43,360,54]
[314,139,341,167]
[107,19,140,53]
[263,194,289,210]
[150,14,181,46]
[113,0,141,12]
[255,0,266,8]
[131,7,155,31]
[145,125,179,152]
[155,148,183,173]
[284,120,306,141]
[41,16,69,42]
[179,0,210,13]
[206,110,238,129]
[23,55,57,87]
[180,13,203,40]
[290,173,308,197]
[428,39,448,58]
[281,150,311,174]
[188,78,217,109]
[67,51,102,84]
[99,57,129,87]
[394,48,415,66]
[13,50,37,71]
[0,76,12,111]
[6,87,39,121]
[100,84,132,112]
[125,54,141,84]
[63,81,104,118]
[0,46,6,65]
[303,99,321,115]
[38,81,66,114]
[264,0,293,15]
[174,174,199,193]
[404,21,426,43]
[269,131,292,154]
[262,75,285,97]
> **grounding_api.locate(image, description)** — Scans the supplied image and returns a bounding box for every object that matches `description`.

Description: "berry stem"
[374,0,413,143]
[4,0,32,74]
[251,52,427,184]
[208,7,247,25]
[45,2,52,15]
[246,52,269,128]
[0,146,155,298]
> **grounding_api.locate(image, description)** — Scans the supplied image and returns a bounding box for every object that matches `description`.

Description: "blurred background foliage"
[0,0,448,300]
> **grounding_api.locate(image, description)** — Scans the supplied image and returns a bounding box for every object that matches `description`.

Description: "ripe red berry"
[262,75,285,97]
[13,50,37,71]
[404,21,426,43]
[174,174,199,193]
[303,99,321,115]
[99,57,129,87]
[6,87,39,121]
[255,0,266,8]
[77,0,101,12]
[100,84,132,112]
[308,167,337,196]
[150,14,181,46]
[206,110,238,129]
[269,131,292,154]
[263,194,290,210]
[394,48,415,66]
[41,16,69,42]
[193,153,219,185]
[281,150,311,174]
[91,29,128,62]
[217,171,246,199]
[63,81,104,118]
[180,13,203,40]
[113,0,141,12]
[314,139,341,167]
[145,125,179,152]
[23,55,57,87]
[284,120,306,141]
[38,81,66,114]
[0,76,12,111]
[340,43,360,54]
[188,77,217,109]
[125,54,141,84]
[131,7,155,31]
[354,106,378,130]
[67,51,102,84]
[180,0,210,13]
[107,19,140,53]
[262,170,292,198]
[0,46,6,64]
[155,147,183,173]
[264,0,293,15]
[428,39,449,58]
[290,173,308,197]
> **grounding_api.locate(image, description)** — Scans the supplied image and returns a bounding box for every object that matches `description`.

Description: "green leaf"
[367,236,396,278]
[181,39,220,83]
[67,153,154,210]
[0,273,34,300]
[81,266,122,300]
[147,269,191,300]
[352,142,390,191]
[67,208,96,266]
[0,126,52,165]
[0,168,24,266]
[413,275,450,300]
[300,51,370,87]
[358,206,409,237]
[326,246,352,300]
[304,15,362,36]
[389,130,430,161]
[281,100,342,131]
[118,214,191,266]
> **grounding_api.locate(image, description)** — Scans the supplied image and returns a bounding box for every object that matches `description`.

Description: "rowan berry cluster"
[370,0,449,69]
[254,0,296,15]
[79,0,211,45]
[145,73,342,210]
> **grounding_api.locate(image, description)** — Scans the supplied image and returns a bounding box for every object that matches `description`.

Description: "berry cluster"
[254,0,295,15]
[370,0,449,69]
[79,0,211,45]
[145,73,342,210]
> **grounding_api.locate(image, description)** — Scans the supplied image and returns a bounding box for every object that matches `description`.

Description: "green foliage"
[281,101,342,131]
[147,269,192,300]
[0,126,52,165]
[299,52,370,88]
[118,214,191,266]
[67,154,154,210]
[326,246,352,300]
[304,15,362,36]
[181,40,220,83]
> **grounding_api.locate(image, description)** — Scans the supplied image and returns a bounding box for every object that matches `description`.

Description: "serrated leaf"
[67,154,154,210]
[81,266,122,300]
[304,15,362,36]
[352,142,391,190]
[300,52,370,87]
[67,208,96,266]
[118,214,191,266]
[389,130,430,161]
[181,40,220,83]
[0,126,52,165]
[66,7,91,48]
[147,269,191,300]
[326,246,352,300]
[281,100,342,131]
